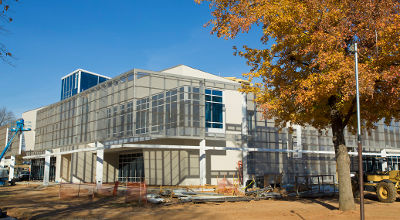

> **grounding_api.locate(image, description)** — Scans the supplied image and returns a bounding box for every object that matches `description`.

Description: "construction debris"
[180,195,252,203]
[147,194,165,204]
[0,209,16,220]
[245,188,282,199]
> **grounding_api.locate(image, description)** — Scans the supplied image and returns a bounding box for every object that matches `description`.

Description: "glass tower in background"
[61,69,110,100]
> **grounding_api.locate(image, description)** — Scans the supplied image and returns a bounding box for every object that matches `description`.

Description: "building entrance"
[30,157,56,181]
[118,152,144,182]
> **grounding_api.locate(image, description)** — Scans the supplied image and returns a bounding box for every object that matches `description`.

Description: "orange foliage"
[197,0,400,132]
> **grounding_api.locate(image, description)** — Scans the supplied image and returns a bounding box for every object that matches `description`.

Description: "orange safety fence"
[216,177,241,196]
[58,182,120,199]
[125,182,147,204]
[58,183,96,199]
[96,182,119,197]
[58,181,147,203]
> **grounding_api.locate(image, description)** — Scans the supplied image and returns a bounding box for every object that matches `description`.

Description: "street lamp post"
[354,43,365,220]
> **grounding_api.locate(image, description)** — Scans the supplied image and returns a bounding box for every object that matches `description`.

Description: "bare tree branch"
[0,107,15,126]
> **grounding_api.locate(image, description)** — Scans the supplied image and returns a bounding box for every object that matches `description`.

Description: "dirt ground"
[0,183,399,220]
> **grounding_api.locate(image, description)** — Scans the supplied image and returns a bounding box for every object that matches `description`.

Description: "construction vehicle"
[0,119,31,186]
[352,156,400,203]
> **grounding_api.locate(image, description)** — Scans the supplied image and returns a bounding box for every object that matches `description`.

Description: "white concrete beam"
[23,146,98,159]
[122,144,199,150]
[23,142,400,160]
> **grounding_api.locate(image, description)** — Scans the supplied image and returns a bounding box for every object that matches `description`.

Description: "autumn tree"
[0,0,17,62]
[197,0,400,211]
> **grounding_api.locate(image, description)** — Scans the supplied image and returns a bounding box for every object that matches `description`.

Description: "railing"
[117,176,145,183]
[295,174,337,196]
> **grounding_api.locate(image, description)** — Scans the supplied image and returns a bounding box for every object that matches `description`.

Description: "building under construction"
[1,64,400,187]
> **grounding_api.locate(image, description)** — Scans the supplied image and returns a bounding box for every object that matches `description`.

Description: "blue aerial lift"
[0,119,31,186]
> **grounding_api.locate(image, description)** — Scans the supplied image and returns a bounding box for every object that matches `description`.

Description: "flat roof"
[61,69,111,80]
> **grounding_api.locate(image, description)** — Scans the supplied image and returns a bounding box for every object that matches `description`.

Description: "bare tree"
[0,107,15,126]
[0,0,18,63]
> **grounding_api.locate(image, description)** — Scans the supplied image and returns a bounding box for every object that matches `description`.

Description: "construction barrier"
[59,183,96,199]
[58,181,148,204]
[96,182,120,197]
[216,177,240,195]
[125,182,147,204]
[58,182,120,199]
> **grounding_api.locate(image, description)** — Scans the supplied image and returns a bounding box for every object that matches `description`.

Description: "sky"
[0,0,265,117]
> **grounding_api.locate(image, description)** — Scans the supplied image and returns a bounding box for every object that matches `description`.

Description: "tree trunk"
[331,109,356,211]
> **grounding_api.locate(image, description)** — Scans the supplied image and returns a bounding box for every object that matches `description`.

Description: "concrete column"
[96,142,104,188]
[381,149,388,171]
[1,128,9,167]
[5,128,9,146]
[296,125,302,159]
[241,93,249,186]
[54,148,61,182]
[8,155,15,181]
[43,150,51,186]
[18,132,23,155]
[199,139,206,185]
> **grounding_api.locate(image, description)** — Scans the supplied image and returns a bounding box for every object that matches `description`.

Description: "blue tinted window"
[205,102,212,121]
[81,72,99,92]
[61,71,107,100]
[72,74,75,90]
[205,89,223,129]
[212,96,222,102]
[212,90,222,96]
[212,123,223,128]
[69,75,72,91]
[61,79,65,100]
[212,103,223,123]
[99,76,108,83]
[66,76,70,92]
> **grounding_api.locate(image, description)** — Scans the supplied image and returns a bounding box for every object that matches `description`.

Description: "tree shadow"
[281,195,340,211]
[309,199,337,210]
[290,210,306,220]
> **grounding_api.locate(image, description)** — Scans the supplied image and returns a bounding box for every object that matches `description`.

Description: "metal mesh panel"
[34,69,240,150]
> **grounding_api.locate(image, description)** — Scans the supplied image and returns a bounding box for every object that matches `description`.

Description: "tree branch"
[342,98,357,128]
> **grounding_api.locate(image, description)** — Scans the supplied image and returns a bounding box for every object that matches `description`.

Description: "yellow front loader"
[364,170,400,203]
[352,156,400,203]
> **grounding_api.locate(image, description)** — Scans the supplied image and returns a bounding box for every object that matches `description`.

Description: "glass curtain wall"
[61,72,79,100]
[36,69,241,151]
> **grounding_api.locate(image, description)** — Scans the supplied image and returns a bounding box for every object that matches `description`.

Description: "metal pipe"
[355,43,365,220]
